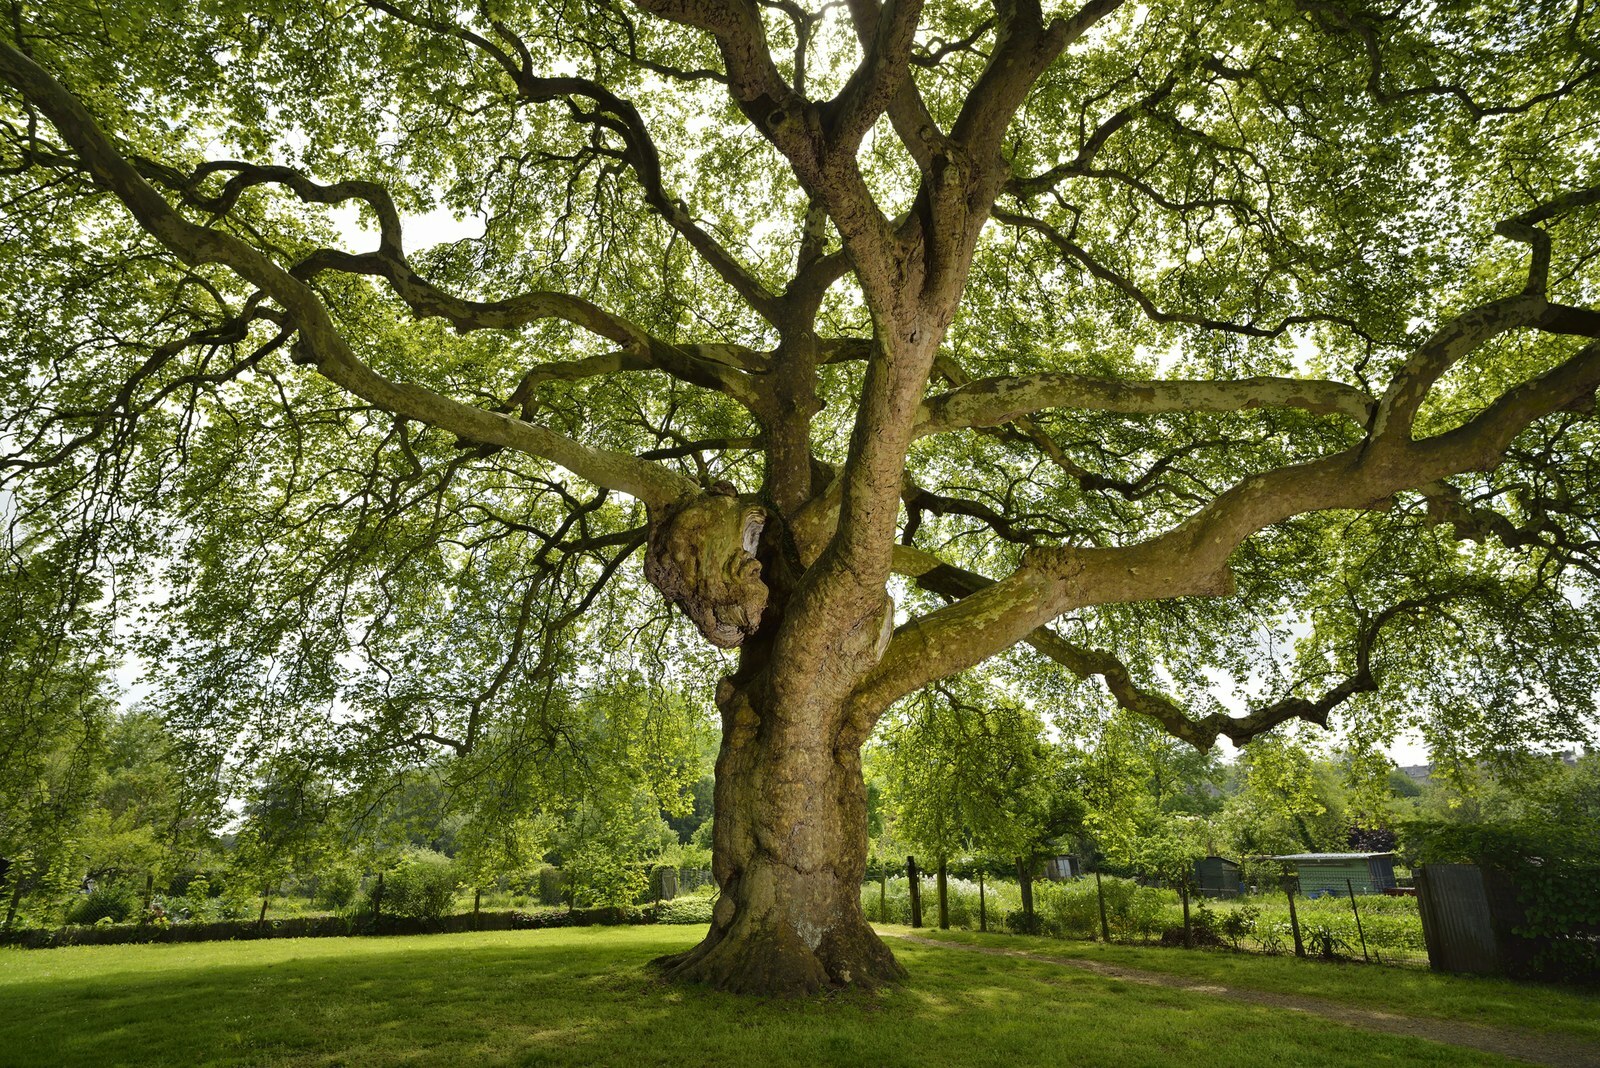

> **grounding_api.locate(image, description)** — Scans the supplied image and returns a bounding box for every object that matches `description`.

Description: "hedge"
[1,898,714,949]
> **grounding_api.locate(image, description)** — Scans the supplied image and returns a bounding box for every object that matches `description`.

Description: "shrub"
[1033,879,1130,940]
[535,865,566,906]
[1257,919,1290,955]
[317,864,362,911]
[511,907,574,929]
[1126,885,1175,940]
[181,877,213,920]
[67,885,138,925]
[1219,904,1258,950]
[1305,918,1352,959]
[656,896,717,924]
[562,850,648,909]
[381,850,459,922]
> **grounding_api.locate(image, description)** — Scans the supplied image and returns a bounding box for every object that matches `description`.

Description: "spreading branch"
[0,40,697,511]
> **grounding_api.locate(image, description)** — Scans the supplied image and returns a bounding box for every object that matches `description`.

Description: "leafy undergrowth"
[0,926,1550,1067]
[889,926,1600,1042]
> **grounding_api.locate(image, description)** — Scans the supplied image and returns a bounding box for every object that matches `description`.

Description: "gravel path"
[884,932,1600,1067]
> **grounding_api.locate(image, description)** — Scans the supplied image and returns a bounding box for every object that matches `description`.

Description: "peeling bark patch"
[794,919,825,950]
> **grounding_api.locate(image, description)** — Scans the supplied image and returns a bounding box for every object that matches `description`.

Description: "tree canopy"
[2,0,1597,993]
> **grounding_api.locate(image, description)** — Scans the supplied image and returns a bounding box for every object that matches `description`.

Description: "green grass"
[895,925,1600,1041]
[0,925,1577,1066]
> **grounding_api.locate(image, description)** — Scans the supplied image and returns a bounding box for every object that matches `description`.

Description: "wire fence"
[862,872,1432,967]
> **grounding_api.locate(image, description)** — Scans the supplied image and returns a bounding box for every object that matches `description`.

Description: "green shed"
[1271,852,1397,896]
[1194,855,1242,898]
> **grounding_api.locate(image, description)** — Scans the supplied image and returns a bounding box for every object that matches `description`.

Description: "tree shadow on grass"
[0,930,1513,1067]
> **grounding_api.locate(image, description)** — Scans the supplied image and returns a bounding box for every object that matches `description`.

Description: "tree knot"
[646,490,770,648]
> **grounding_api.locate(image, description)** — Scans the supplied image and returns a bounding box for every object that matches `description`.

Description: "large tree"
[2,0,1598,993]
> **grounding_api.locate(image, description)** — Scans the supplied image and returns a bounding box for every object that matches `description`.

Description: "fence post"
[879,871,888,924]
[937,857,949,930]
[1283,876,1305,958]
[1346,878,1369,962]
[1181,882,1193,948]
[474,887,482,931]
[907,856,922,928]
[372,871,385,931]
[978,870,987,933]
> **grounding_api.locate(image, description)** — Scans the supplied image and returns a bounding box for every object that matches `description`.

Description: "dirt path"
[884,932,1600,1068]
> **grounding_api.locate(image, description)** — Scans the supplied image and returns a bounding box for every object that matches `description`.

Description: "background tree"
[230,756,338,924]
[0,542,117,928]
[1218,733,1348,857]
[1,0,1598,992]
[876,679,1078,925]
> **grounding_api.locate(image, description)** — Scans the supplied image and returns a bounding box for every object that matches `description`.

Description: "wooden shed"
[1044,855,1082,881]
[1193,855,1242,898]
[1271,852,1398,896]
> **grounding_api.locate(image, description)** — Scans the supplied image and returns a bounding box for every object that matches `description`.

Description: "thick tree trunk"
[653,683,905,995]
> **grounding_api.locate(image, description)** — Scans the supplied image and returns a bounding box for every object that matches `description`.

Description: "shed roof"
[1267,852,1394,861]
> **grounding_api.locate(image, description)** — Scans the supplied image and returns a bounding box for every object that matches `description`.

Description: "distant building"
[1399,748,1583,782]
[1044,855,1082,881]
[1193,855,1242,899]
[1270,852,1398,896]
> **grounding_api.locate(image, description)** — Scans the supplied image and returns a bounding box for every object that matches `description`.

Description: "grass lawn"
[0,924,1581,1067]
[893,925,1600,1042]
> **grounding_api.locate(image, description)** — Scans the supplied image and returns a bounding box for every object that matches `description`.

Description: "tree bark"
[1284,878,1305,958]
[652,680,905,995]
[3,861,22,931]
[1094,865,1110,942]
[908,856,922,928]
[1016,858,1036,931]
[936,857,949,930]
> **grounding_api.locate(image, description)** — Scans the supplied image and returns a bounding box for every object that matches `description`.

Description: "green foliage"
[561,848,648,910]
[865,875,1018,929]
[1218,734,1349,857]
[1,0,1598,992]
[1218,904,1258,951]
[379,849,458,923]
[65,885,138,926]
[654,895,716,925]
[875,680,1080,867]
[1399,811,1600,978]
[1515,864,1600,979]
[315,865,361,912]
